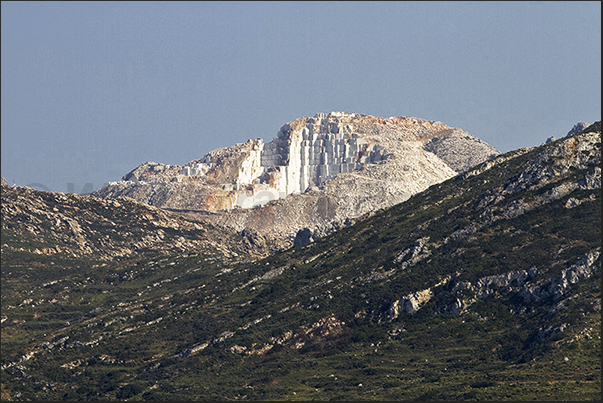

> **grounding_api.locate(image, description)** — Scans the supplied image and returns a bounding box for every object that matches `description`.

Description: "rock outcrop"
[1,183,285,262]
[567,122,590,136]
[2,121,599,402]
[94,112,499,241]
[377,121,601,319]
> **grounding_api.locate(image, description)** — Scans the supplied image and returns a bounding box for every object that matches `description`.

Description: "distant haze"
[1,1,600,193]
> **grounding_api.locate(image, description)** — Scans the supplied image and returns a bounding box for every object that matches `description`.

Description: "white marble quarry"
[235,188,286,209]
[169,113,407,208]
[166,113,392,208]
[255,114,386,202]
[224,114,387,207]
[236,141,265,186]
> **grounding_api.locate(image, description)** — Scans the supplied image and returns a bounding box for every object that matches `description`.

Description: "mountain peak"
[2,121,599,401]
[93,113,499,242]
[567,122,591,136]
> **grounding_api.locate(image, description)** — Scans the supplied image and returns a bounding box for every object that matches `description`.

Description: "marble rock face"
[93,112,499,238]
[255,113,391,204]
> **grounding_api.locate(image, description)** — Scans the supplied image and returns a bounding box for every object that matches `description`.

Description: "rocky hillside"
[93,112,499,241]
[1,185,286,262]
[1,122,599,401]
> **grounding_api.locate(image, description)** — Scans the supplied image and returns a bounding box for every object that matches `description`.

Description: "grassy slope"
[1,130,600,400]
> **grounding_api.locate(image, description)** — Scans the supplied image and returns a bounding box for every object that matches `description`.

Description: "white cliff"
[93,112,499,239]
[152,112,401,209]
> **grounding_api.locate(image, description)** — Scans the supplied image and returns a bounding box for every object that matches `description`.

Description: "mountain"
[0,184,287,263]
[1,122,600,401]
[93,112,499,242]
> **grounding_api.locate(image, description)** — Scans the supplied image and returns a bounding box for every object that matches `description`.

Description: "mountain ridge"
[93,112,499,242]
[1,121,599,400]
[0,184,287,263]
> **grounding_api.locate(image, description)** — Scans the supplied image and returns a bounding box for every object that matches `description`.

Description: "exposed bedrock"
[93,112,500,240]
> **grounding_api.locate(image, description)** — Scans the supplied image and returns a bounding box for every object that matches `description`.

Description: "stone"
[93,112,500,241]
[567,122,590,136]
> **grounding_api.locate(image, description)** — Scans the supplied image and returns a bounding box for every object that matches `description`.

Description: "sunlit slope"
[1,122,599,400]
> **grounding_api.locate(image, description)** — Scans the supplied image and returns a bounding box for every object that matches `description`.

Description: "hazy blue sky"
[2,1,601,193]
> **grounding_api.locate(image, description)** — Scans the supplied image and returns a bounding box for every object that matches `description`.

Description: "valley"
[1,120,600,401]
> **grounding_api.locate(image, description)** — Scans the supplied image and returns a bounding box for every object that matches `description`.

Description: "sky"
[1,1,601,193]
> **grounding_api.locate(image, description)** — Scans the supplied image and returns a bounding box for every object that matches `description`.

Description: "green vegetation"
[1,129,600,400]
